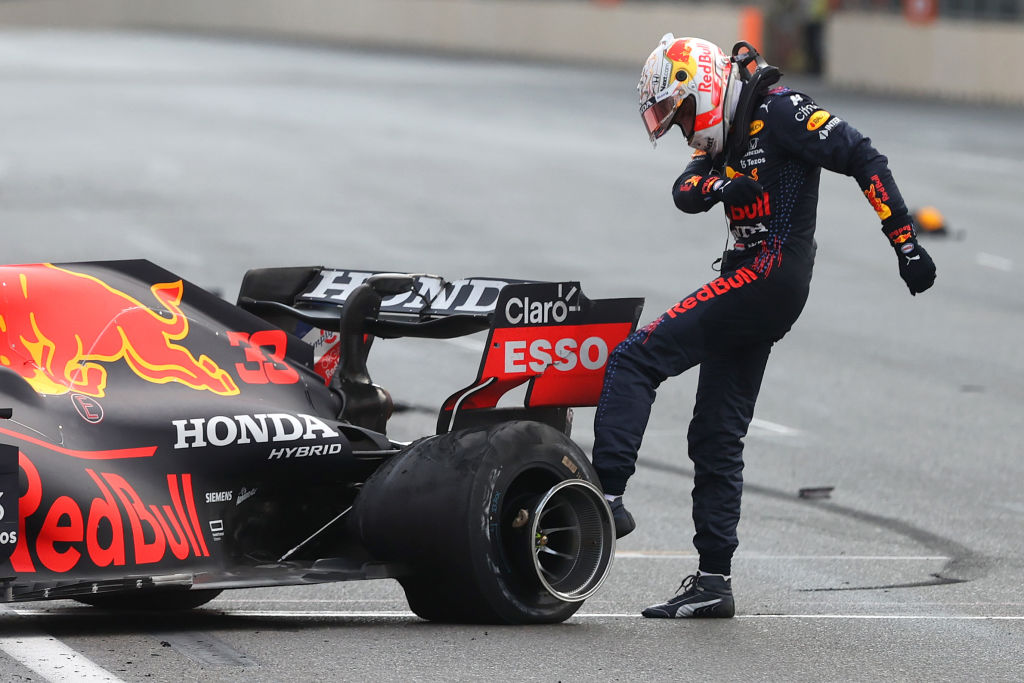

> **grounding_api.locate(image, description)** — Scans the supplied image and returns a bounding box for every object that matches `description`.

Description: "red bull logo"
[887,223,914,245]
[10,452,210,574]
[696,43,719,101]
[665,268,759,318]
[666,39,693,64]
[863,175,893,220]
[729,192,772,221]
[0,264,238,397]
[679,175,701,192]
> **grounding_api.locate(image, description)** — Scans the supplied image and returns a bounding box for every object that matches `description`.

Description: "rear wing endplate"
[438,281,643,434]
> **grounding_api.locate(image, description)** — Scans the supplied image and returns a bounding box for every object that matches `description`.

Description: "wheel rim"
[527,479,615,602]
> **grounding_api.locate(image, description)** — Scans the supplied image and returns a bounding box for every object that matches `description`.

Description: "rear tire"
[352,420,614,624]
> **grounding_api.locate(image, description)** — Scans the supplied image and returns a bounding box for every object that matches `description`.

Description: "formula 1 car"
[0,261,643,624]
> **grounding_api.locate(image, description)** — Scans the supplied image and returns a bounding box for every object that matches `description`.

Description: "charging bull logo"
[0,264,238,397]
[863,175,893,221]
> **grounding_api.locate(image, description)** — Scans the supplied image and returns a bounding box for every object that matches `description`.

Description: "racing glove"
[882,216,936,295]
[712,175,763,207]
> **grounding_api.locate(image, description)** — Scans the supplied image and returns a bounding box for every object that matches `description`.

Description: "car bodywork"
[0,260,642,620]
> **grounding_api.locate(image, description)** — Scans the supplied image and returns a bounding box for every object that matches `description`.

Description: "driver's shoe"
[641,573,735,619]
[608,497,636,539]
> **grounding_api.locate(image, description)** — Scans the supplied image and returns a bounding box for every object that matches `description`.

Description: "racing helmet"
[637,34,742,155]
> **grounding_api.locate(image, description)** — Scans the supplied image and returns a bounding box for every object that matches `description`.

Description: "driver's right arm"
[671,150,723,214]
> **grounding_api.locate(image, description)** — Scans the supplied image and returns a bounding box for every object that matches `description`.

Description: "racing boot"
[608,497,636,539]
[641,573,735,619]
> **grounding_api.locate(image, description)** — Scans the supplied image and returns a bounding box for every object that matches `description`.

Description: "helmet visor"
[676,95,696,142]
[641,94,680,142]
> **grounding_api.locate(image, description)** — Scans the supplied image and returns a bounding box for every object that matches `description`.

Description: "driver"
[593,34,936,619]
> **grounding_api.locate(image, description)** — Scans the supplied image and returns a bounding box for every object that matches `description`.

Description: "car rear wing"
[238,267,644,434]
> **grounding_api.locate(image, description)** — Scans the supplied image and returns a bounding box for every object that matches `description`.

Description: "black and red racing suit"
[592,85,913,575]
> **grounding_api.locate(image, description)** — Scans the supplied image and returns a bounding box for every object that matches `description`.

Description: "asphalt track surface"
[1,29,1023,682]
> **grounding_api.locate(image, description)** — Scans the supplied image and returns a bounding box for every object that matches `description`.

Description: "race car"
[0,260,643,624]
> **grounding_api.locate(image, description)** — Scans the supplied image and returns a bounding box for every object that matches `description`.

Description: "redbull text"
[697,45,716,96]
[729,193,772,221]
[665,268,759,318]
[694,43,724,130]
[10,452,210,574]
[887,223,914,245]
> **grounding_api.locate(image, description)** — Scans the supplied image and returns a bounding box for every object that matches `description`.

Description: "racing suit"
[593,86,922,576]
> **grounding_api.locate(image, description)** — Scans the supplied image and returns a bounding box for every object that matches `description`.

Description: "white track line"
[739,614,1024,620]
[0,634,126,682]
[10,608,1022,622]
[17,609,1014,622]
[233,611,1024,621]
[593,614,1024,621]
[615,551,948,560]
[0,605,126,682]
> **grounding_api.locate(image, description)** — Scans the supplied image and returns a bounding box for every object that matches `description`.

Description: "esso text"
[504,337,609,374]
